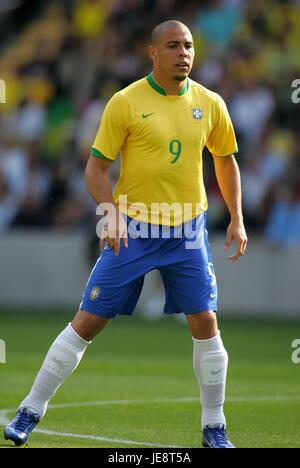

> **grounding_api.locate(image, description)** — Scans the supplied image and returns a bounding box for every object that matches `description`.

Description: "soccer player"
[4,20,247,448]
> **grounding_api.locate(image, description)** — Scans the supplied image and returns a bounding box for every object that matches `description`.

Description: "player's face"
[150,27,195,81]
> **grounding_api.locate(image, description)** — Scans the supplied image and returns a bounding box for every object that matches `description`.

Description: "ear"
[148,45,156,61]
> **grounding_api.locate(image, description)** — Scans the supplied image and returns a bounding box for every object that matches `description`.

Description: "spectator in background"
[264,158,300,248]
[241,127,294,230]
[230,78,275,151]
[12,98,47,142]
[0,136,28,200]
[193,0,243,52]
[13,141,51,228]
[0,169,20,232]
[73,0,108,39]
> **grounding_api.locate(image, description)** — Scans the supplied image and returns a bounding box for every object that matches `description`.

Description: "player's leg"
[19,311,110,416]
[4,311,109,446]
[186,308,227,430]
[185,311,234,448]
[160,214,234,447]
[4,235,150,446]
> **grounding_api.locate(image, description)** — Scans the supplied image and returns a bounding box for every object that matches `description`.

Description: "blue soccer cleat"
[4,408,40,446]
[202,424,235,448]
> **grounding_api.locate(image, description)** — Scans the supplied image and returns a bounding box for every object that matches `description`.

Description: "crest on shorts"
[192,107,203,120]
[90,287,101,301]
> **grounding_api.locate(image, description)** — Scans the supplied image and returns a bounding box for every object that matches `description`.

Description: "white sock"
[193,332,228,429]
[20,324,91,418]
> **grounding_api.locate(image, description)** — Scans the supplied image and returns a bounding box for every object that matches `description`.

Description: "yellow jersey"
[92,73,238,226]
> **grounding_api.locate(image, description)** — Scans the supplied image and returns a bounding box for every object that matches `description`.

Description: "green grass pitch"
[0,311,299,448]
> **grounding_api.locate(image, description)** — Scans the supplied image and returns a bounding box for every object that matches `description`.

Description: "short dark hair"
[151,20,189,45]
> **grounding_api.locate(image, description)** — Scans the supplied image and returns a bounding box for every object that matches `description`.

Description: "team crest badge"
[90,287,101,301]
[192,108,203,120]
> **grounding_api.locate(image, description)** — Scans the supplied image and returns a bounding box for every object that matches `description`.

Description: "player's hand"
[224,218,248,262]
[100,210,128,256]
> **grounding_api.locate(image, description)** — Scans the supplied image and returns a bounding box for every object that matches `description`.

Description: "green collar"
[146,72,189,96]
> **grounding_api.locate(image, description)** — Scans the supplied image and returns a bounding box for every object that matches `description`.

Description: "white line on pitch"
[34,428,183,448]
[0,409,181,448]
[43,394,300,411]
[1,395,300,447]
[47,396,198,410]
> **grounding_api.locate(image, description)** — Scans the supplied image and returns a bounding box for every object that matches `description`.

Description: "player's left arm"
[212,154,248,262]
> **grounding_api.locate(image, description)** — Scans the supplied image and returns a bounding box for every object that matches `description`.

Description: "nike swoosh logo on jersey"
[142,112,156,118]
[211,368,223,375]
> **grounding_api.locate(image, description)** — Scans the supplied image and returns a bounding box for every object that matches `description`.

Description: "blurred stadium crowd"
[0,0,300,247]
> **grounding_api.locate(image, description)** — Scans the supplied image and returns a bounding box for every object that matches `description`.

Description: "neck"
[152,70,187,96]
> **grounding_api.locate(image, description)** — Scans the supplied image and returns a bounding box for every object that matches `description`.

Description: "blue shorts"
[80,212,218,318]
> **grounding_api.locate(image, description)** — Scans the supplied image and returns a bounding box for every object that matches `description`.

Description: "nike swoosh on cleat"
[142,112,156,118]
[211,369,223,375]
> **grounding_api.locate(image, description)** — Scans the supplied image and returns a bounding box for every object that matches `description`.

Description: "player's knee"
[188,311,217,339]
[201,311,216,324]
[72,310,110,341]
[201,313,217,334]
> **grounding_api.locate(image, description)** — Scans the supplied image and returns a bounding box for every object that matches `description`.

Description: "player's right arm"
[86,92,130,256]
[85,156,128,256]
